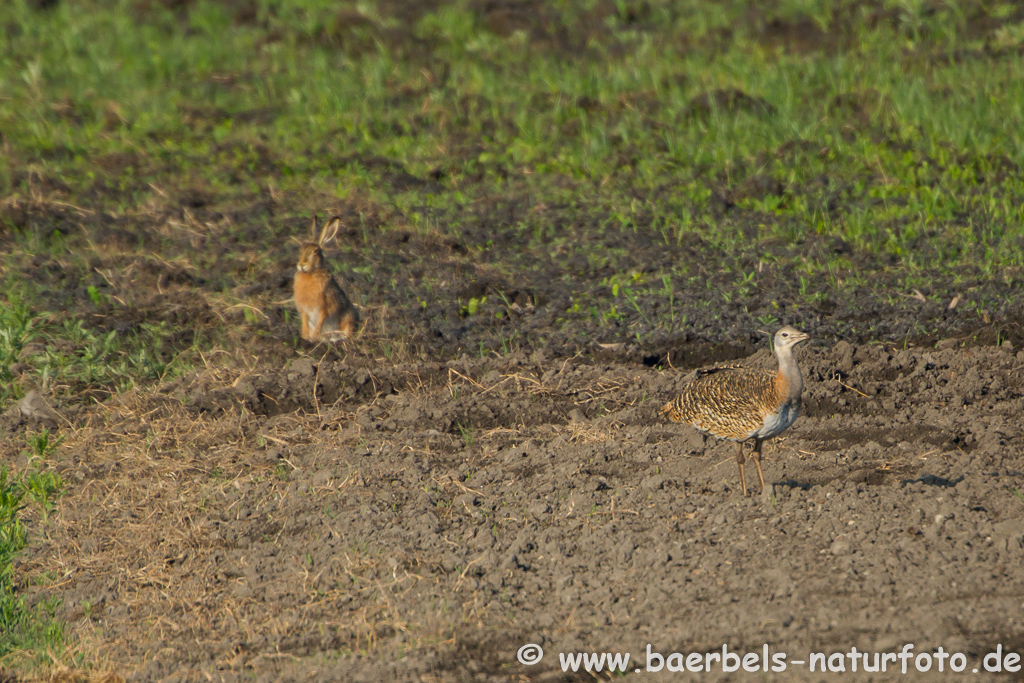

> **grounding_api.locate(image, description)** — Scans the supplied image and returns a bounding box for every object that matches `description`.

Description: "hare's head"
[296,215,341,273]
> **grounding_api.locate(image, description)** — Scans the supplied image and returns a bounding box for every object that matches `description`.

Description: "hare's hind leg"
[338,308,358,339]
[299,311,311,341]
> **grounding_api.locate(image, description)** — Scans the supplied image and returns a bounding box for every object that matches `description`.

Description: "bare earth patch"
[7,339,1024,681]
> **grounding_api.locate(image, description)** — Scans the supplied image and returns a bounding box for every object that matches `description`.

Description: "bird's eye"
[782,332,789,337]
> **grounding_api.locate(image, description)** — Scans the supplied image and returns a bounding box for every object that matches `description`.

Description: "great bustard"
[660,326,810,496]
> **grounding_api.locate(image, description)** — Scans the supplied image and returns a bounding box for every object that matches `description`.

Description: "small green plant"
[17,431,65,524]
[659,274,676,326]
[603,304,624,322]
[456,422,475,447]
[86,286,105,306]
[622,287,652,328]
[460,296,487,317]
[736,270,757,297]
[27,429,60,460]
[21,470,63,525]
[0,467,27,563]
[498,331,520,356]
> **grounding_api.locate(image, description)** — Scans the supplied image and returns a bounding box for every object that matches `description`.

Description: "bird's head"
[774,325,809,352]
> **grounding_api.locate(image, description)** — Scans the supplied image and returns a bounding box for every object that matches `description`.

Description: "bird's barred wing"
[660,368,778,439]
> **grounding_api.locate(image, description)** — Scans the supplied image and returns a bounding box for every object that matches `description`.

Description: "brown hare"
[293,215,359,342]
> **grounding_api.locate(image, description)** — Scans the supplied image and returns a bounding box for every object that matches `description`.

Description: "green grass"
[1,1,1023,362]
[0,289,191,409]
[0,435,66,669]
[4,1,1024,262]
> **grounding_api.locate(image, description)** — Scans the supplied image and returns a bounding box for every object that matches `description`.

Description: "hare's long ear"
[319,216,341,247]
[309,214,319,241]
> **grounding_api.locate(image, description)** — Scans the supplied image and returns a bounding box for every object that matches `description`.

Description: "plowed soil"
[10,335,1024,681]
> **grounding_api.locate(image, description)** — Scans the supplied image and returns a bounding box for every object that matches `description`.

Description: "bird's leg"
[752,438,766,493]
[736,442,748,497]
